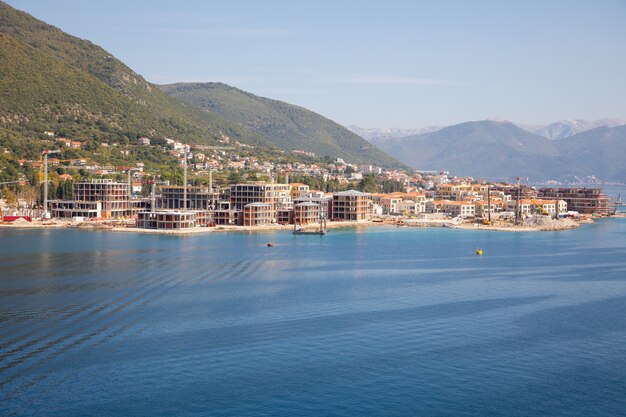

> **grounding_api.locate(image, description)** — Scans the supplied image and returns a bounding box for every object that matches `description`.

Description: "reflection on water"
[1,221,626,416]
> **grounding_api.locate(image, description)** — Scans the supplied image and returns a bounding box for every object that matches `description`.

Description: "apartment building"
[48,200,102,219]
[73,179,130,218]
[397,200,422,215]
[243,202,273,226]
[506,199,533,215]
[537,199,567,215]
[294,202,320,225]
[443,201,476,218]
[473,199,505,218]
[230,183,290,216]
[287,183,310,199]
[136,211,196,229]
[380,195,403,214]
[332,190,371,222]
[425,200,446,214]
[436,183,472,201]
[538,188,610,216]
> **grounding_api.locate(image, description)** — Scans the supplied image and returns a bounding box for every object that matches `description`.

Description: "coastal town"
[0,133,616,233]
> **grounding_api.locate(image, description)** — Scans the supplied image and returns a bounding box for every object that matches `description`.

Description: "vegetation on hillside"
[0,1,405,181]
[161,83,407,169]
[0,2,274,149]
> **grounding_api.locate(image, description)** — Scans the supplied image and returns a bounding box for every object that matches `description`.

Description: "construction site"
[0,150,619,232]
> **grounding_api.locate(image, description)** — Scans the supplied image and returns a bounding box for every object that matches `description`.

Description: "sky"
[6,0,626,128]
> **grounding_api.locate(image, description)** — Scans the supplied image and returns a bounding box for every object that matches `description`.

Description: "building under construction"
[158,186,220,210]
[538,187,611,216]
[229,183,290,212]
[74,179,130,218]
[332,190,371,222]
[136,211,197,229]
[49,179,149,219]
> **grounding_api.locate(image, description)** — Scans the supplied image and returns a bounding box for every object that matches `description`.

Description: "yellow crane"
[38,155,74,183]
[520,188,549,216]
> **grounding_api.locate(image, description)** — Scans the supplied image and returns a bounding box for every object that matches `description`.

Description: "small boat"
[267,242,274,247]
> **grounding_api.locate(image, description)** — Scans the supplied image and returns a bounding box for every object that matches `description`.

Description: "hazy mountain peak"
[367,120,626,182]
[524,118,626,140]
[347,125,445,141]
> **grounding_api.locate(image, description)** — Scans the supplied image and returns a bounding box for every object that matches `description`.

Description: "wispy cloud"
[121,26,295,38]
[342,75,463,86]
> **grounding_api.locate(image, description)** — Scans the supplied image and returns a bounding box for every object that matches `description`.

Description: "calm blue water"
[1,220,626,416]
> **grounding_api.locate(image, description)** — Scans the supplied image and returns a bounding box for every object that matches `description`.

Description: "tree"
[57,180,73,200]
[83,140,99,152]
[18,186,39,210]
[357,174,379,193]
[2,187,17,209]
[382,179,406,193]
[228,171,243,184]
[140,177,153,198]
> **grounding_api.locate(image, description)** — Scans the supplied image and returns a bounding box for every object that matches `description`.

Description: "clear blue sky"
[6,0,626,128]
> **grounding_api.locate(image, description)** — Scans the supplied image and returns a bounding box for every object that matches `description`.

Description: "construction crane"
[41,149,62,219]
[183,146,189,210]
[483,185,492,225]
[126,167,141,198]
[187,144,233,200]
[280,167,293,185]
[517,178,550,216]
[38,156,75,183]
[0,180,23,187]
[522,190,550,216]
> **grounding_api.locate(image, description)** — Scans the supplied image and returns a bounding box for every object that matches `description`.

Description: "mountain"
[353,118,626,145]
[521,118,626,140]
[160,83,406,168]
[0,1,274,153]
[374,120,569,180]
[0,2,404,170]
[346,126,444,142]
[558,125,626,181]
[369,120,626,182]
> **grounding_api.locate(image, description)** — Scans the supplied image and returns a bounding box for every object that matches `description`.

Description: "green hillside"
[0,1,272,150]
[160,82,407,168]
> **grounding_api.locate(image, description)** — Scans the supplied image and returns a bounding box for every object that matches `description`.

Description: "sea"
[1,217,626,416]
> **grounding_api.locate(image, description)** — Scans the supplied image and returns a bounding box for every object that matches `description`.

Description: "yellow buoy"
[476,248,483,255]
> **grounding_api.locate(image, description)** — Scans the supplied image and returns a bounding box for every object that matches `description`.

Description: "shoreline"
[0,215,614,235]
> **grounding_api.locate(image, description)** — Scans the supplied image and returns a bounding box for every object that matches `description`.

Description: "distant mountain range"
[519,118,626,140]
[351,118,626,142]
[365,120,626,182]
[347,126,444,141]
[0,1,404,169]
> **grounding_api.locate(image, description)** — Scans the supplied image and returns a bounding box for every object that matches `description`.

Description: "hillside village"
[0,2,618,233]
[0,130,613,232]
